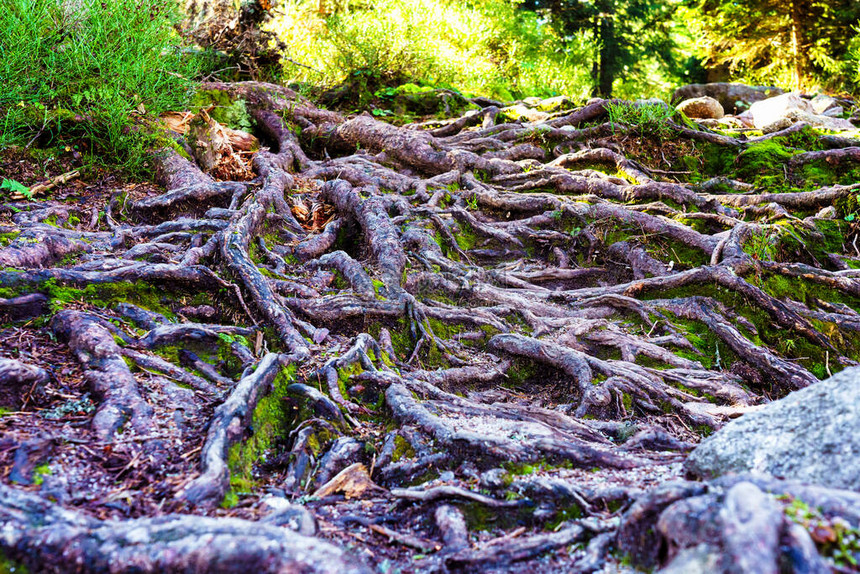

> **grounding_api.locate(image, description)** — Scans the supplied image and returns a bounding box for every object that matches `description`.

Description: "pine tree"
[694,0,860,90]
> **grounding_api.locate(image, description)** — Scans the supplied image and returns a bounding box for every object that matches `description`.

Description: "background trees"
[692,0,860,91]
[524,0,702,97]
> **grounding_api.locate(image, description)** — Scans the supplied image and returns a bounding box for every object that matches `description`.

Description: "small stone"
[261,495,293,512]
[676,96,724,119]
[660,544,722,574]
[815,206,837,219]
[499,104,549,123]
[312,328,329,344]
[479,468,508,489]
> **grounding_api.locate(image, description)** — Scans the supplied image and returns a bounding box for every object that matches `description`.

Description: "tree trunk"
[592,0,617,97]
[789,0,810,90]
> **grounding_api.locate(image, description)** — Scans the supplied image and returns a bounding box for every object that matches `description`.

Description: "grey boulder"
[672,83,783,114]
[750,92,855,132]
[685,367,860,492]
[749,92,812,128]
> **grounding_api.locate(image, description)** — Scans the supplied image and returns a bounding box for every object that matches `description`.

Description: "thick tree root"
[0,482,370,574]
[2,82,859,572]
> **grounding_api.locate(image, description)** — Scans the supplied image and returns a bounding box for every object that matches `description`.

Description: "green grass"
[0,0,199,173]
[605,100,677,139]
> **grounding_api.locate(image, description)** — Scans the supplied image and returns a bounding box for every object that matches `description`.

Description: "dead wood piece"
[15,170,80,200]
[312,437,366,489]
[312,463,386,499]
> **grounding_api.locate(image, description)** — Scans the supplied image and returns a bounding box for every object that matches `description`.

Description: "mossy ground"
[0,550,28,574]
[224,364,298,505]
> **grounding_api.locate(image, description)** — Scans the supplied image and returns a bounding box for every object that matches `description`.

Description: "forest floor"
[2,84,860,573]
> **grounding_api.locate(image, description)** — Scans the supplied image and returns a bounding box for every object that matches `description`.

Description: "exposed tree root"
[2,82,859,572]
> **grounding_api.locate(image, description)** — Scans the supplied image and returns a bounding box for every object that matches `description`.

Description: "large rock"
[810,94,841,115]
[685,367,860,491]
[749,92,813,129]
[762,108,855,133]
[749,92,856,132]
[750,92,855,132]
[672,83,783,114]
[676,96,724,119]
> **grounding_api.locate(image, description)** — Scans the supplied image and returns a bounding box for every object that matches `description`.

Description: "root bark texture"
[2,82,859,572]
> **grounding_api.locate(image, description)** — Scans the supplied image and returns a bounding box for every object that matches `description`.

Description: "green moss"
[190,90,254,131]
[0,232,20,247]
[225,364,298,503]
[454,225,478,251]
[598,221,709,269]
[0,550,28,574]
[734,139,793,180]
[776,125,823,151]
[654,274,860,378]
[757,272,860,312]
[391,434,415,462]
[220,489,239,509]
[379,350,395,368]
[37,278,176,318]
[337,361,363,397]
[32,463,51,486]
[155,135,192,161]
[801,161,860,188]
[504,358,541,386]
[545,503,583,530]
[634,354,672,370]
[699,143,736,178]
[371,278,386,300]
[330,270,348,290]
[621,392,634,412]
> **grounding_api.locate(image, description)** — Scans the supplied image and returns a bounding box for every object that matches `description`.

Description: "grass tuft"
[0,0,199,174]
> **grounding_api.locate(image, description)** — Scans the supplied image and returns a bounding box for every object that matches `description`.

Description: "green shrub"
[266,0,594,101]
[0,0,199,172]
